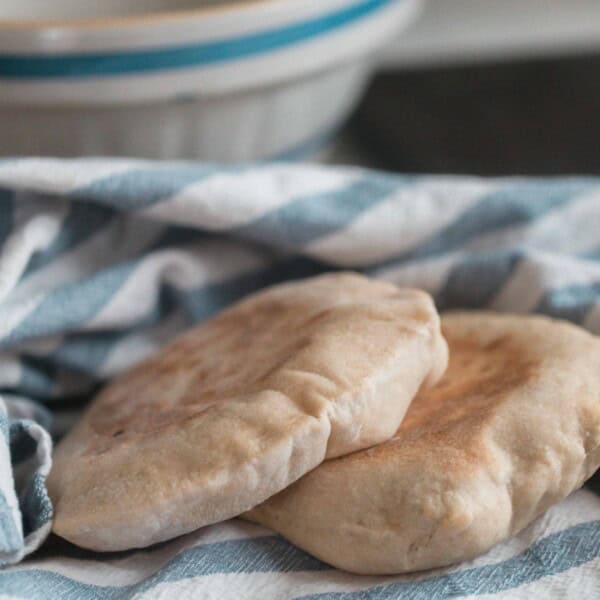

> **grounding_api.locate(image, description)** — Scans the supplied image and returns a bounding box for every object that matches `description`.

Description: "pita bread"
[245,311,600,574]
[48,272,448,551]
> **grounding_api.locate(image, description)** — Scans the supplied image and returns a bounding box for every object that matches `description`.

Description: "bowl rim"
[0,0,276,31]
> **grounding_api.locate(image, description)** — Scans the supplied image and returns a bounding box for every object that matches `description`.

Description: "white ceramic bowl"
[0,0,422,160]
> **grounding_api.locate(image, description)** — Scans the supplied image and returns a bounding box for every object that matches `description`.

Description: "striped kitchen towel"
[0,158,598,599]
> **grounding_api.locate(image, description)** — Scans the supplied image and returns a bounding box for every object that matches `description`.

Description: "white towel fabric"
[0,158,598,599]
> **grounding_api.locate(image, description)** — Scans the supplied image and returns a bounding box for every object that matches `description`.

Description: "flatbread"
[48,272,448,551]
[245,311,600,574]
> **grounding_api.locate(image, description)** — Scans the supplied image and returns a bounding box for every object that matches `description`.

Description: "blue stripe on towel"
[69,165,226,209]
[0,189,13,248]
[17,356,58,399]
[300,520,600,599]
[409,179,594,260]
[3,261,138,347]
[24,204,114,276]
[235,174,413,249]
[8,422,38,465]
[436,250,523,310]
[0,536,329,599]
[0,522,598,599]
[20,473,52,539]
[537,281,600,324]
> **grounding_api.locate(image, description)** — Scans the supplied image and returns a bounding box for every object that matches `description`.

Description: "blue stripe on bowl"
[0,0,397,79]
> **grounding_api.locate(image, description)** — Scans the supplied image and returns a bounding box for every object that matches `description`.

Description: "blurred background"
[3,0,600,173]
[345,0,600,174]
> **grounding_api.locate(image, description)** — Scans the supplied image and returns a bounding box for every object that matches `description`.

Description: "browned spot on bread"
[347,327,537,468]
[398,331,536,435]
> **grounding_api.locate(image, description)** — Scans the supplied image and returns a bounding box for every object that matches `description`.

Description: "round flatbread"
[245,311,600,574]
[48,272,448,551]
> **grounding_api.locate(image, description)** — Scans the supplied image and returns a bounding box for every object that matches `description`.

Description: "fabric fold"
[0,158,597,598]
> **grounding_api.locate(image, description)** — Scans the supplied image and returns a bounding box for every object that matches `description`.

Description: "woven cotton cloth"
[0,158,598,598]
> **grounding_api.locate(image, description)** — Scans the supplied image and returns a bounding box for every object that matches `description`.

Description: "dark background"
[350,53,600,175]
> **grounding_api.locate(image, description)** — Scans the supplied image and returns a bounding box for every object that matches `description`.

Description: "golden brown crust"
[246,311,600,574]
